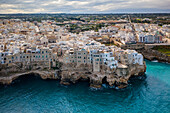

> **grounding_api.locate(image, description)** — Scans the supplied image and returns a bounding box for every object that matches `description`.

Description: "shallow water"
[0,60,170,113]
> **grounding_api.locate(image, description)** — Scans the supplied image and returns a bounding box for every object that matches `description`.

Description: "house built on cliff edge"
[63,46,144,73]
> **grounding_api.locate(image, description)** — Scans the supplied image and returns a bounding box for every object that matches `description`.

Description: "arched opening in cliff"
[102,76,109,85]
[11,73,42,85]
[73,75,91,87]
[76,76,90,83]
[152,57,158,61]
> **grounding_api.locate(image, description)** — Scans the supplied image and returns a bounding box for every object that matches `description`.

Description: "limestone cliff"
[0,70,60,85]
[59,62,146,89]
[0,62,146,89]
[137,49,170,63]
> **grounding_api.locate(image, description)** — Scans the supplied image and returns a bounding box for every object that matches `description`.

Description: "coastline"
[0,62,146,89]
[0,59,169,113]
[137,49,170,63]
[0,70,59,85]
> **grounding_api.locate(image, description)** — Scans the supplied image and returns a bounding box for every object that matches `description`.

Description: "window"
[84,57,86,59]
[42,51,44,54]
[94,55,99,57]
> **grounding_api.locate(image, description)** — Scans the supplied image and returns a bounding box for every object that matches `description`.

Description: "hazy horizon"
[0,0,170,14]
[0,12,170,15]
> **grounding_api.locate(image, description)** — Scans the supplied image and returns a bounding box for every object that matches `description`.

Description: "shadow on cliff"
[0,73,148,92]
[123,74,147,90]
[0,73,60,87]
[74,77,91,85]
[10,74,42,85]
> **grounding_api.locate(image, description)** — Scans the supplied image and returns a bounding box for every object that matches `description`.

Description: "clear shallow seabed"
[0,60,170,113]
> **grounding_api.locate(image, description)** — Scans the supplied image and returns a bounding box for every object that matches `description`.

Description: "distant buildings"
[138,32,162,43]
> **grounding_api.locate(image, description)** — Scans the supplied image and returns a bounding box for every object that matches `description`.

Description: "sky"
[0,0,170,14]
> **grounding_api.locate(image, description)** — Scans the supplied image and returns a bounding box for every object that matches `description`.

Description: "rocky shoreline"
[0,62,146,89]
[137,49,170,63]
[60,63,146,89]
[0,70,59,85]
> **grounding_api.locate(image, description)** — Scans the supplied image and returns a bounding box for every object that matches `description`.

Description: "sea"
[0,60,170,113]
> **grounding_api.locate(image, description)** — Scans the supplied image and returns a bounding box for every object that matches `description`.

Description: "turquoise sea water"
[0,60,170,113]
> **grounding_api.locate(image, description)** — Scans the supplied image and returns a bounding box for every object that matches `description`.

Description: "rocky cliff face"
[59,63,146,89]
[137,49,170,63]
[0,70,60,85]
[0,61,146,89]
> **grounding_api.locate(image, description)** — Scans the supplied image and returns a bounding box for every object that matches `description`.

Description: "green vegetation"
[0,13,169,33]
[132,19,151,23]
[103,42,116,46]
[152,45,170,56]
[143,30,149,32]
[67,23,106,33]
